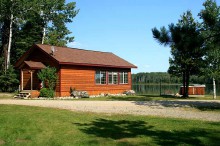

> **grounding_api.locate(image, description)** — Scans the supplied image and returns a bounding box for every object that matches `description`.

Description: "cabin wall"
[59,65,132,96]
[22,70,42,90]
[19,48,133,97]
[56,69,61,96]
[22,70,31,90]
[21,49,60,96]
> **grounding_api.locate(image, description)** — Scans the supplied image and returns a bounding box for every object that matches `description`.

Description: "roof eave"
[59,62,137,69]
[14,45,36,68]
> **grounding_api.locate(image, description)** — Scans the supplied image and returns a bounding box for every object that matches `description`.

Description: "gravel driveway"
[0,99,220,122]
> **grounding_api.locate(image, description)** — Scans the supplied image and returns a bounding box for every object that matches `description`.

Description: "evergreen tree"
[0,65,19,92]
[152,11,204,97]
[199,0,220,99]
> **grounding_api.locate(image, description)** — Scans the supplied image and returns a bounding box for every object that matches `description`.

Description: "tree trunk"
[213,78,216,99]
[42,26,46,44]
[40,10,46,44]
[182,70,190,98]
[185,71,190,98]
[6,12,13,70]
[3,44,8,74]
[182,72,186,97]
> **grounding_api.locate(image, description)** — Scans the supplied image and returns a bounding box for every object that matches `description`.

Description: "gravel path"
[0,99,220,122]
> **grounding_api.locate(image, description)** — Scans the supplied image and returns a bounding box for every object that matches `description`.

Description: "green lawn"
[0,93,14,99]
[1,92,220,101]
[0,105,219,146]
[79,94,220,101]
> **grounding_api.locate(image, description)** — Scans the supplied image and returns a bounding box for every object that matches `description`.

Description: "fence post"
[160,79,162,96]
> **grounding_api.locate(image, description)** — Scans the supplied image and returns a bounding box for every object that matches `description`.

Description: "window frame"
[108,71,118,85]
[119,71,128,84]
[95,70,129,85]
[95,70,107,85]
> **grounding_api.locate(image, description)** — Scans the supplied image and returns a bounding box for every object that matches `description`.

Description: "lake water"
[132,84,219,95]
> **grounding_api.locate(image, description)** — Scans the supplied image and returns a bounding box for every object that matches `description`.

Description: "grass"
[0,105,220,146]
[78,94,220,101]
[0,93,14,99]
[1,92,220,101]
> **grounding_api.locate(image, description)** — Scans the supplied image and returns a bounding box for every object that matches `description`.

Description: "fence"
[132,84,218,95]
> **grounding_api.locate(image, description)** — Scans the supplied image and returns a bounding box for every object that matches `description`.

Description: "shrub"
[37,67,57,90]
[39,88,54,98]
[0,66,19,92]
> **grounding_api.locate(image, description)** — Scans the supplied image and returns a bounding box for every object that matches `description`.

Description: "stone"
[123,90,136,95]
[70,90,89,98]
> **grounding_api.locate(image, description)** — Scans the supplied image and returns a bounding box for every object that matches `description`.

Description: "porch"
[19,61,46,98]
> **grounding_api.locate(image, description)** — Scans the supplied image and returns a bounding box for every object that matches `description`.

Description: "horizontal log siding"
[23,70,31,90]
[22,70,41,90]
[60,65,132,96]
[55,69,60,96]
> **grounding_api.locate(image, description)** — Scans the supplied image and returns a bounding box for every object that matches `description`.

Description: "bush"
[37,67,57,90]
[39,88,54,98]
[0,66,19,92]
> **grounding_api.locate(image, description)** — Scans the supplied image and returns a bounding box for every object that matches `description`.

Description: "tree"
[0,0,78,92]
[152,11,204,97]
[0,65,19,92]
[34,0,79,46]
[199,0,220,99]
[0,0,24,72]
[0,0,79,71]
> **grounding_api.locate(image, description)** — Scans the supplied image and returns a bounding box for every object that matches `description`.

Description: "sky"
[66,0,219,74]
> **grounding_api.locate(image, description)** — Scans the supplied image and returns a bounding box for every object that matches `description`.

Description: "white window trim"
[120,72,128,84]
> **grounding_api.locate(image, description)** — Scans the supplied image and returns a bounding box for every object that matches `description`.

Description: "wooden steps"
[14,91,31,99]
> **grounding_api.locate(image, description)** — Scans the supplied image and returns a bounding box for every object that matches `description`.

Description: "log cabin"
[15,44,137,97]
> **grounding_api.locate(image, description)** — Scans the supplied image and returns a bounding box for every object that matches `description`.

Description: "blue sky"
[66,0,219,73]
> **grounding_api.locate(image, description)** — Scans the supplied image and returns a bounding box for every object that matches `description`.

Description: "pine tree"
[199,0,220,99]
[152,11,204,97]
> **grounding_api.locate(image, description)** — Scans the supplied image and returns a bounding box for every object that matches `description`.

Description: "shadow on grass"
[74,118,219,145]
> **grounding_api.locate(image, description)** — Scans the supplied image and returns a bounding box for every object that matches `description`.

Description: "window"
[108,72,118,84]
[120,72,128,84]
[96,70,128,85]
[95,71,106,84]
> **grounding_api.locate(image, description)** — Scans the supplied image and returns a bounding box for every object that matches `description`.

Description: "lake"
[132,84,219,95]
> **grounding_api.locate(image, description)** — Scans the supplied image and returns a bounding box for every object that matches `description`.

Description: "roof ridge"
[36,44,113,54]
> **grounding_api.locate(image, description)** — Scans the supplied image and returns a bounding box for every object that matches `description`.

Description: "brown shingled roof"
[24,61,46,69]
[35,44,137,68]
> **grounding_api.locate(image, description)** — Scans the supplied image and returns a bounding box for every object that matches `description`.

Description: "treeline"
[0,0,78,92]
[132,72,215,85]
